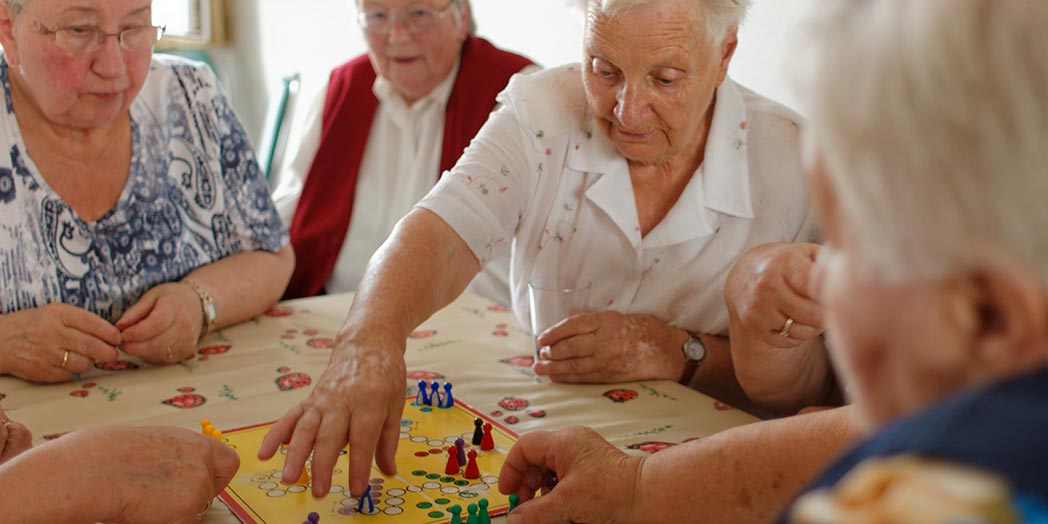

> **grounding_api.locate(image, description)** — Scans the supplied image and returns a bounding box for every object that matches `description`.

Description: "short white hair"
[582,0,750,43]
[6,0,26,13]
[808,0,1048,285]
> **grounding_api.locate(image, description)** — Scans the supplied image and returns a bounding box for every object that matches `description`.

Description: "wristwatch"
[679,334,707,385]
[182,280,217,338]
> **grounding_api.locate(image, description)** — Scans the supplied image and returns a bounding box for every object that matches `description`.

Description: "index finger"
[537,312,602,347]
[59,306,121,346]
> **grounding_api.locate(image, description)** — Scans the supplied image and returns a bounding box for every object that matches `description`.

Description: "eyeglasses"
[30,17,165,54]
[357,0,457,34]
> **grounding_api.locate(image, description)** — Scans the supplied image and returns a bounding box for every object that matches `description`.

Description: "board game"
[218,396,518,523]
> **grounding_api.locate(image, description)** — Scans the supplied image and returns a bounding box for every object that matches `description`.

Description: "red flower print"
[487,304,509,312]
[527,409,546,418]
[627,441,675,454]
[264,307,294,317]
[94,360,139,371]
[492,330,509,337]
[198,345,231,355]
[504,416,519,424]
[306,338,335,349]
[177,386,196,393]
[275,372,312,392]
[70,390,89,398]
[81,383,96,389]
[603,389,638,403]
[409,330,437,339]
[499,355,534,368]
[498,397,529,412]
[162,394,206,409]
[304,329,319,336]
[490,410,503,417]
[406,370,445,381]
[276,367,290,373]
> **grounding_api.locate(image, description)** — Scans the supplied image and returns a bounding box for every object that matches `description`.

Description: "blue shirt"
[0,54,288,322]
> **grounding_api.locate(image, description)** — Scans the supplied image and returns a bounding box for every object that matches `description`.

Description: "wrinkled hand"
[726,242,824,349]
[499,427,643,524]
[54,426,239,524]
[532,311,688,383]
[726,242,831,412]
[0,407,32,464]
[0,304,121,382]
[258,333,408,498]
[117,282,203,365]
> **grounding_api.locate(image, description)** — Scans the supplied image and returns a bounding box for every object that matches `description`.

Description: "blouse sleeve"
[200,70,290,255]
[417,102,538,266]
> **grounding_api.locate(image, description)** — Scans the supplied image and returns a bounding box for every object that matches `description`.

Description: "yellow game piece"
[200,418,211,431]
[204,424,216,435]
[211,429,223,439]
[296,466,310,485]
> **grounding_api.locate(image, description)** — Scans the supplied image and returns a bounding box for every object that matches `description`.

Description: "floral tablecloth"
[0,292,757,522]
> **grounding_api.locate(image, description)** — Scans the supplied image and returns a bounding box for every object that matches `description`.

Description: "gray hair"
[808,0,1048,285]
[581,0,750,43]
[6,0,26,14]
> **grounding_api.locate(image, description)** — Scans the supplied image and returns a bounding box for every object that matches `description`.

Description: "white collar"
[566,77,754,248]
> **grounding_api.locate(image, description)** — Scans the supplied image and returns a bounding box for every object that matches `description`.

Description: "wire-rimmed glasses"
[357,0,457,34]
[30,17,165,54]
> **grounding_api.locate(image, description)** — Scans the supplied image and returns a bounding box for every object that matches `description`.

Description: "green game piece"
[448,504,464,524]
[466,503,479,524]
[416,502,433,509]
[411,470,427,477]
[478,498,490,524]
[435,498,451,505]
[508,493,519,514]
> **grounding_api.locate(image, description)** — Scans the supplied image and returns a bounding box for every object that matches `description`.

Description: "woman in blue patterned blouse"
[0,0,294,383]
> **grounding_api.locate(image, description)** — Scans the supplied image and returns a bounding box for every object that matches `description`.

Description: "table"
[0,292,757,522]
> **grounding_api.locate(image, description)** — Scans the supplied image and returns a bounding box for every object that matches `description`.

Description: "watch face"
[683,338,707,361]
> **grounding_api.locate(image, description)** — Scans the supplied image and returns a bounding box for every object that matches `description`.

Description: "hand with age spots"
[532,311,689,383]
[499,427,644,524]
[0,303,121,383]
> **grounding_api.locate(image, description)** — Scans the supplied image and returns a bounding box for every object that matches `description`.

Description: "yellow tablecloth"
[0,292,757,522]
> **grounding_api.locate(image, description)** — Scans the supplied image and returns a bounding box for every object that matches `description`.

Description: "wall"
[203,0,821,147]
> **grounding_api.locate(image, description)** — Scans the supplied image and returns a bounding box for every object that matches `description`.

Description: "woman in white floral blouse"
[0,0,293,383]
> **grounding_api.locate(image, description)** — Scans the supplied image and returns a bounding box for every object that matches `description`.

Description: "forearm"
[636,406,861,524]
[341,209,481,344]
[181,245,295,329]
[0,443,107,523]
[685,334,757,413]
[731,333,834,415]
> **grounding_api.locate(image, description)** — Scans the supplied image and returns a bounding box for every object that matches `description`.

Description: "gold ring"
[779,317,795,338]
[61,349,70,370]
[166,347,175,361]
[1,419,10,430]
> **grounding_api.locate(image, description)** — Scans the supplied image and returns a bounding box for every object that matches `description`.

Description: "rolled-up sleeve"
[417,103,537,266]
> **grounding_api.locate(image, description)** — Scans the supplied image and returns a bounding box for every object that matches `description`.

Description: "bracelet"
[182,280,217,337]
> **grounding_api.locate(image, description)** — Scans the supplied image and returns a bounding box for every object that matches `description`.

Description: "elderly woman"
[0,405,238,522]
[0,0,293,383]
[500,1,1048,522]
[275,0,534,304]
[262,0,824,499]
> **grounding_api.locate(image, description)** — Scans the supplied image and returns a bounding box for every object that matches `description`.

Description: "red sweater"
[285,37,533,298]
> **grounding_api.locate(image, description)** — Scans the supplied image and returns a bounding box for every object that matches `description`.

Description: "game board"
[219,397,518,523]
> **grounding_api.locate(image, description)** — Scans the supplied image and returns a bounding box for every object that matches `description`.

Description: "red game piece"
[445,446,461,475]
[464,449,481,479]
[480,423,495,451]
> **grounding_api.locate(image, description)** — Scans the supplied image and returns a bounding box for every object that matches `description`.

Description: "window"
[154,0,225,47]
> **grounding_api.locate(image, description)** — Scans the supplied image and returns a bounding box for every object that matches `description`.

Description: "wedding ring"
[779,317,795,338]
[166,347,175,361]
[60,349,70,370]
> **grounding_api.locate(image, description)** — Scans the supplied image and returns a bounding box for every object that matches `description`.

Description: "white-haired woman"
[261,0,831,503]
[787,0,1048,521]
[0,0,294,383]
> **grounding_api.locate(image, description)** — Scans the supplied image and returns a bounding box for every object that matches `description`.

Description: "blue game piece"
[441,381,455,408]
[429,380,440,406]
[307,511,320,523]
[416,379,429,405]
[356,484,374,514]
[466,503,479,524]
[455,437,466,466]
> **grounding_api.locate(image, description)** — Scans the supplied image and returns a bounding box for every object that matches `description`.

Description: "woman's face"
[360,0,467,105]
[0,0,154,129]
[582,0,734,165]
